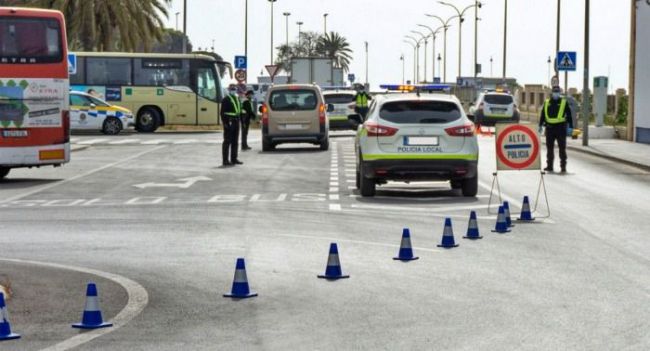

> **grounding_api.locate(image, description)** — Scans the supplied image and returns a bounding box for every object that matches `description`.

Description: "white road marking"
[329,194,340,200]
[277,233,440,253]
[348,205,497,219]
[329,203,342,211]
[0,146,167,204]
[133,176,212,189]
[0,258,148,351]
[78,138,108,145]
[329,187,338,193]
[330,182,339,187]
[109,139,140,145]
[173,139,199,144]
[140,139,168,145]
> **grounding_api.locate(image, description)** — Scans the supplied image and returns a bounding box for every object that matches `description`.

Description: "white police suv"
[351,87,479,197]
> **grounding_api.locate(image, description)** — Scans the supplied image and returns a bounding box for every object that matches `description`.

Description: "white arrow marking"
[133,176,212,189]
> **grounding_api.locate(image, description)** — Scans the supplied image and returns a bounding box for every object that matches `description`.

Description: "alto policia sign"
[495,124,541,171]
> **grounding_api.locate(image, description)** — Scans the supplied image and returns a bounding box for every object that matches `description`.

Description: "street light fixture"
[411,30,429,82]
[268,0,277,65]
[417,24,444,82]
[283,12,291,47]
[297,21,304,46]
[403,40,418,83]
[175,12,180,31]
[425,14,459,83]
[438,1,479,79]
[323,13,329,34]
[473,1,483,79]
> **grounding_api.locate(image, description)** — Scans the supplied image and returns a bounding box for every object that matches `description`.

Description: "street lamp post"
[365,41,369,85]
[474,1,483,79]
[439,1,479,79]
[547,56,552,85]
[582,0,590,146]
[245,0,248,80]
[268,0,277,65]
[403,40,417,83]
[297,21,304,46]
[490,56,493,77]
[182,0,187,53]
[411,30,429,82]
[400,54,405,84]
[503,0,508,78]
[175,12,180,31]
[426,14,458,83]
[405,35,421,82]
[437,54,442,81]
[283,12,291,47]
[417,24,444,82]
[323,13,329,34]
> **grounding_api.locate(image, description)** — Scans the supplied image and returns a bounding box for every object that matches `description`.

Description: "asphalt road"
[0,130,648,350]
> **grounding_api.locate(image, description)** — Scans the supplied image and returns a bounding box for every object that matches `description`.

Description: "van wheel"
[137,107,160,133]
[262,137,274,151]
[0,167,9,179]
[462,175,478,197]
[319,138,329,151]
[359,165,376,197]
[102,117,123,135]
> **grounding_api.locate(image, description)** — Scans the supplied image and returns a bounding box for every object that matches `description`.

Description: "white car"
[70,91,134,135]
[323,89,358,130]
[468,90,520,126]
[352,92,479,197]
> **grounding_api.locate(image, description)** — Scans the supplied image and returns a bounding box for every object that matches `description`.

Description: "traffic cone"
[492,206,511,233]
[463,211,483,240]
[72,282,113,329]
[223,258,258,298]
[437,218,459,248]
[318,243,350,280]
[517,196,536,222]
[0,293,20,341]
[503,201,515,228]
[393,228,419,261]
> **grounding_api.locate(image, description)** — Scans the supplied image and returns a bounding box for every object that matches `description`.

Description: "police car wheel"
[359,165,376,197]
[102,117,123,135]
[0,167,9,179]
[461,175,478,197]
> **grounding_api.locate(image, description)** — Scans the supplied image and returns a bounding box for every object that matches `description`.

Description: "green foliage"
[275,31,354,75]
[149,28,192,53]
[616,95,628,124]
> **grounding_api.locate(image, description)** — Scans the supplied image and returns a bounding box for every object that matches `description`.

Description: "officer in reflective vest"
[241,90,256,151]
[538,86,573,173]
[220,84,244,166]
[354,86,372,119]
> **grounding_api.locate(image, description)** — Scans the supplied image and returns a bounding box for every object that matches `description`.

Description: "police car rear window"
[379,101,461,124]
[269,90,318,111]
[325,94,355,104]
[484,94,513,105]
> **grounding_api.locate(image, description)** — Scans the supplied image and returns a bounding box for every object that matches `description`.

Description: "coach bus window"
[196,67,217,101]
[134,58,189,87]
[86,57,132,85]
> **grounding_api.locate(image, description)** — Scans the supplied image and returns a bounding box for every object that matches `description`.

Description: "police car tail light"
[445,123,474,137]
[365,122,398,137]
[319,103,326,125]
[261,104,269,126]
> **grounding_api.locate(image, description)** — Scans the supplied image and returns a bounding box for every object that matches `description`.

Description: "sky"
[163,0,631,91]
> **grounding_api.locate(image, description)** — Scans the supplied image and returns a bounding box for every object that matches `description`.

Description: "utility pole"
[182,0,187,53]
[175,12,180,31]
[555,0,561,80]
[365,41,369,85]
[245,0,248,81]
[283,12,291,47]
[400,54,405,84]
[268,0,277,65]
[582,0,590,146]
[503,0,508,79]
[324,13,329,34]
[628,0,636,141]
[474,1,480,79]
[297,21,304,46]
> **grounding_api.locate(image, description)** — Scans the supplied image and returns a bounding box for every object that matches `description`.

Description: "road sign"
[68,53,77,75]
[495,124,541,171]
[557,51,577,72]
[348,73,355,83]
[234,69,247,83]
[265,65,280,78]
[234,56,247,69]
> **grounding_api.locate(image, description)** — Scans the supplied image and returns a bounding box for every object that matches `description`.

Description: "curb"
[564,143,650,172]
[71,145,90,152]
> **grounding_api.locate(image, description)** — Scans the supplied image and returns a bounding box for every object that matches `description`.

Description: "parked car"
[468,90,520,126]
[323,89,358,130]
[70,91,133,135]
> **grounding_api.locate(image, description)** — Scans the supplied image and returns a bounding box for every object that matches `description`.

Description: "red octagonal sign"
[495,124,541,171]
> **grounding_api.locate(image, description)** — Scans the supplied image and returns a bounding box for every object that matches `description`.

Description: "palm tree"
[18,0,170,51]
[317,31,353,72]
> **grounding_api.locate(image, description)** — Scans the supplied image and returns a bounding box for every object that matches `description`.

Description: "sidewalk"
[564,138,650,171]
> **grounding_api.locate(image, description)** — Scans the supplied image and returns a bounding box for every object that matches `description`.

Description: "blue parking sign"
[234,56,247,69]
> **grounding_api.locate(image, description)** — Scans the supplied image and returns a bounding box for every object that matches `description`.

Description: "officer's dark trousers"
[357,107,369,119]
[545,123,567,170]
[241,116,250,149]
[222,116,240,163]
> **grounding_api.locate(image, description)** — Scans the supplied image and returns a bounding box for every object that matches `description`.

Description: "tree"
[317,31,353,72]
[13,0,171,52]
[149,29,192,53]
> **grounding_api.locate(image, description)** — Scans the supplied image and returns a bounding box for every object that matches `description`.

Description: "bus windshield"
[0,17,63,63]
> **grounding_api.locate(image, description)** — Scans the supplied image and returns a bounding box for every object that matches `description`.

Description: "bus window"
[70,56,85,84]
[134,58,189,87]
[87,57,132,85]
[197,67,217,101]
[0,17,62,63]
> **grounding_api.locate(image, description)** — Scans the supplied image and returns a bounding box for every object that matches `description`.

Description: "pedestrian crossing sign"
[556,51,577,72]
[68,53,77,74]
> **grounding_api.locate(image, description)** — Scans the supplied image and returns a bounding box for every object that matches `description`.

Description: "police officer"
[354,86,372,119]
[221,84,243,166]
[539,86,573,173]
[241,90,256,151]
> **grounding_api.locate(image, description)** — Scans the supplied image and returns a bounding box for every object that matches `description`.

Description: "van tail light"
[319,103,326,125]
[445,123,475,137]
[365,121,398,137]
[261,104,269,126]
[62,110,70,143]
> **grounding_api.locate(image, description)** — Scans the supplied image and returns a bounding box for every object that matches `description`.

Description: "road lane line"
[0,258,148,351]
[0,146,167,204]
[109,139,140,145]
[277,233,440,253]
[78,138,108,145]
[329,204,341,211]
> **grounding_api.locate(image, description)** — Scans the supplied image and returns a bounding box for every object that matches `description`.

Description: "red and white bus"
[0,7,70,180]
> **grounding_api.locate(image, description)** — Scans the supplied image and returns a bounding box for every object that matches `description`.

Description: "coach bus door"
[192,61,220,125]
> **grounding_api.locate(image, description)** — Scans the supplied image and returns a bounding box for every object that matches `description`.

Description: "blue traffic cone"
[492,206,511,233]
[72,282,113,329]
[318,243,350,279]
[394,228,419,261]
[0,293,20,341]
[223,258,258,298]
[463,211,483,240]
[503,201,515,227]
[437,218,459,248]
[517,196,536,222]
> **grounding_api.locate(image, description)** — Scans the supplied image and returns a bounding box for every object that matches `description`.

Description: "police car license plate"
[405,136,438,146]
[2,130,28,138]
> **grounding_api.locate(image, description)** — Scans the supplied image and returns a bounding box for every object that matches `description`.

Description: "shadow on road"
[0,178,61,189]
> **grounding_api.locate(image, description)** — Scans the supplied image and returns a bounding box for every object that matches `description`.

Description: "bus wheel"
[0,167,9,179]
[102,117,123,135]
[137,108,160,133]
